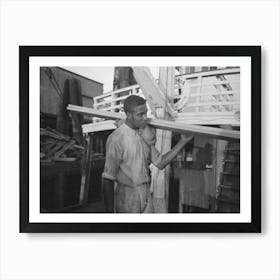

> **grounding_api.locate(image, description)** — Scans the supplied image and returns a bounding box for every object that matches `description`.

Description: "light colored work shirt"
[102,123,162,213]
[102,123,162,186]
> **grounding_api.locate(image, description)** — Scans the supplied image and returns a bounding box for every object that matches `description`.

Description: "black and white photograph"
[40,66,241,214]
[20,46,260,232]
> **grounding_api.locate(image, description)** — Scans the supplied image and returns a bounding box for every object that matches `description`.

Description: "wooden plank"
[132,67,177,118]
[189,90,239,97]
[67,104,240,141]
[152,67,174,213]
[45,127,71,141]
[82,120,116,134]
[178,111,237,117]
[172,90,239,99]
[54,140,76,159]
[40,129,63,140]
[95,95,128,107]
[177,67,240,80]
[96,104,124,111]
[94,84,139,99]
[187,101,239,108]
[67,104,126,120]
[149,119,239,141]
[176,118,240,126]
[47,141,66,157]
[190,80,239,88]
[43,142,57,154]
[54,157,77,162]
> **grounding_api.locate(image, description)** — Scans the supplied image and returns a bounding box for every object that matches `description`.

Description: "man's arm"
[102,134,122,213]
[103,178,115,213]
[140,124,193,170]
[156,134,193,170]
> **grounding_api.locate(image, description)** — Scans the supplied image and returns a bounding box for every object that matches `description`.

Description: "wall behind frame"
[0,0,279,280]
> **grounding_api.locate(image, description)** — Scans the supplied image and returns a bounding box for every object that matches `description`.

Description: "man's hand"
[140,125,156,146]
[103,178,115,213]
[156,134,194,170]
[180,134,194,144]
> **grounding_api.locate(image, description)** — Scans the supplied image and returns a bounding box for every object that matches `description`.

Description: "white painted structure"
[82,67,240,133]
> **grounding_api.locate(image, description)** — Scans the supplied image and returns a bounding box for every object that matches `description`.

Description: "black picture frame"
[20,46,261,233]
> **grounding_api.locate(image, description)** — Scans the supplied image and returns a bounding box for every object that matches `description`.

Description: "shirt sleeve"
[102,135,122,181]
[150,145,162,168]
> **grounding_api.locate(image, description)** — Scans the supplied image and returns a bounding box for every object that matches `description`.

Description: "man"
[102,95,193,213]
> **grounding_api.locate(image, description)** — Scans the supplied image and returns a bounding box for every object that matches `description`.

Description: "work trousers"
[115,184,154,213]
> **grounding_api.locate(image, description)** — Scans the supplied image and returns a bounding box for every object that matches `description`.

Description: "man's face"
[127,104,148,129]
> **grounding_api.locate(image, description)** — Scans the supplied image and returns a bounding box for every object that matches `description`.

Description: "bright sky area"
[64,67,114,93]
[63,67,162,93]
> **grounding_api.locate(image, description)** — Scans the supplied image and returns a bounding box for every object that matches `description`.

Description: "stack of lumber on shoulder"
[40,128,84,163]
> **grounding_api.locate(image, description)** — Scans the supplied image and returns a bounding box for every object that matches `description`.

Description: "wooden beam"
[149,119,239,141]
[67,104,240,141]
[95,85,139,99]
[67,104,126,120]
[189,90,239,97]
[132,67,177,119]
[152,67,175,213]
[190,80,239,88]
[53,140,75,160]
[82,120,116,134]
[177,67,240,79]
[187,101,239,108]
